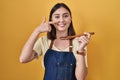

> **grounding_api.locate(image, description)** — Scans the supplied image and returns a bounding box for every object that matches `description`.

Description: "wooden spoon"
[60,32,95,40]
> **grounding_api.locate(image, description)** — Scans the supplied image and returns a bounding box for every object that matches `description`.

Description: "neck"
[56,30,68,40]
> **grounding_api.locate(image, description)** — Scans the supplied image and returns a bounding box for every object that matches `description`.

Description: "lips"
[58,23,66,27]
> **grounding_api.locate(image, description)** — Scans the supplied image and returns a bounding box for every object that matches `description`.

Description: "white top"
[33,36,88,67]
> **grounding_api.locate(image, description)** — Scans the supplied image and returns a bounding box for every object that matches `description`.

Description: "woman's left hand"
[77,32,91,51]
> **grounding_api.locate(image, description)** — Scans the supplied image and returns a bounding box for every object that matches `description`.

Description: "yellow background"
[0,0,120,80]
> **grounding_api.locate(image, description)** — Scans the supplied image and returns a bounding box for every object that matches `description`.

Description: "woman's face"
[51,7,72,32]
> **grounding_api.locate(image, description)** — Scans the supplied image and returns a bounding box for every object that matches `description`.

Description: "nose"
[59,16,64,22]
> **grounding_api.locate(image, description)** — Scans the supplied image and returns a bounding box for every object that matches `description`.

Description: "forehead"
[52,7,70,15]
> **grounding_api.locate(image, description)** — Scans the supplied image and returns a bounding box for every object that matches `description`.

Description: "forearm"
[75,55,87,80]
[20,29,40,63]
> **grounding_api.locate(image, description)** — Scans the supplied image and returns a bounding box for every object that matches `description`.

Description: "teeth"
[60,25,64,26]
[59,23,65,27]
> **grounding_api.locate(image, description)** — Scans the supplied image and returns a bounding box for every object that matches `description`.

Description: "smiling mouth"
[58,23,66,27]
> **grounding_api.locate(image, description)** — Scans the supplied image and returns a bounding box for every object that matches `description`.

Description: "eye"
[55,16,60,19]
[63,14,69,18]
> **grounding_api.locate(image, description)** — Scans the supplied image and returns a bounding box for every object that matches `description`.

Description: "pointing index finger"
[48,21,56,25]
[42,17,46,23]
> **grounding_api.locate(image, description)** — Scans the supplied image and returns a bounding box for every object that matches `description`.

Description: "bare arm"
[19,30,40,63]
[19,18,53,63]
[75,32,91,80]
[75,55,87,80]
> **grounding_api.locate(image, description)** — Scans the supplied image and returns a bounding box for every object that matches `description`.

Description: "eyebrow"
[53,12,69,16]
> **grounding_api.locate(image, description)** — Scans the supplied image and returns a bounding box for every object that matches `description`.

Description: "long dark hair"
[47,3,76,40]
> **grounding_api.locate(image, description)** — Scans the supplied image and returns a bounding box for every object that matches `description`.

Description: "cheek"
[66,19,71,25]
[66,17,72,23]
[51,19,57,24]
[68,20,71,23]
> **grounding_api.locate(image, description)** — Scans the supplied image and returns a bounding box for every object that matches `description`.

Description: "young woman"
[20,3,91,80]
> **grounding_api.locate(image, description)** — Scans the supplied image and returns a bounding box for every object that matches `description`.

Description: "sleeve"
[33,37,43,56]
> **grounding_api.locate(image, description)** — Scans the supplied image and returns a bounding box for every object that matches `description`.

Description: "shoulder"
[37,35,49,43]
[72,38,79,46]
[38,35,48,40]
[71,38,79,57]
[34,35,51,54]
[34,35,51,47]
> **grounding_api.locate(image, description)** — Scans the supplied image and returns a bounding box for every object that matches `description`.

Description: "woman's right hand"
[35,17,53,33]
